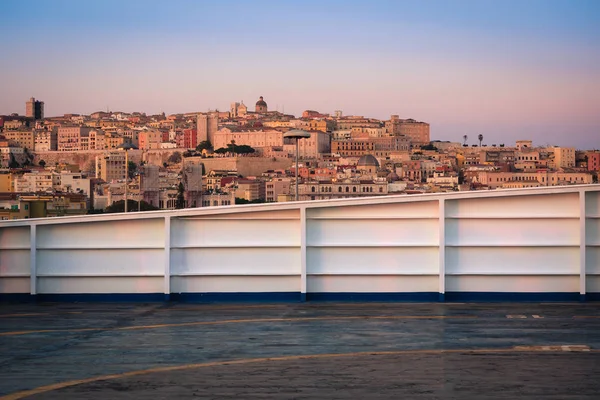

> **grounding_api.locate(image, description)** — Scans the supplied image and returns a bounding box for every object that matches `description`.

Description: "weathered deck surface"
[1,302,599,399]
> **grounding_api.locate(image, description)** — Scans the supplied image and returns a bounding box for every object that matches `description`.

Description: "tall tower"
[230,102,240,118]
[197,114,208,143]
[26,97,44,120]
[196,112,219,144]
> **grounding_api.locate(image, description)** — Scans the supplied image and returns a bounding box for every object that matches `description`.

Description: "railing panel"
[586,247,600,275]
[37,249,164,277]
[446,193,579,218]
[0,226,31,294]
[586,191,600,217]
[307,276,438,293]
[171,276,299,293]
[0,277,29,294]
[0,249,30,276]
[307,219,438,247]
[171,247,300,276]
[307,247,439,275]
[0,226,30,249]
[446,275,579,293]
[37,276,163,294]
[306,201,438,219]
[446,246,579,275]
[37,219,164,248]
[586,218,600,246]
[446,218,580,247]
[171,218,300,248]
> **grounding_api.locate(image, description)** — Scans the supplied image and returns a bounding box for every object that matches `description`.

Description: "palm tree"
[463,135,468,146]
[478,134,483,147]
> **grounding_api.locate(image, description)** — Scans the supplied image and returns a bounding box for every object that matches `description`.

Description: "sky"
[1,0,599,149]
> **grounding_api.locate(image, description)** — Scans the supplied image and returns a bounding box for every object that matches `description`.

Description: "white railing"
[1,185,599,301]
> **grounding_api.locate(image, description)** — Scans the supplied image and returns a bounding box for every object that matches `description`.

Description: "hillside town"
[0,96,598,219]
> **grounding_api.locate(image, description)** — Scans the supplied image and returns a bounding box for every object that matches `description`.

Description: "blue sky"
[1,0,599,148]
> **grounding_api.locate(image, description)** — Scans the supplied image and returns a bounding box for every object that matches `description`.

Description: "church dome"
[255,96,267,107]
[357,154,380,168]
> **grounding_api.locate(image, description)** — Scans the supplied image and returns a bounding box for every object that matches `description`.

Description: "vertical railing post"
[579,190,586,302]
[164,216,171,301]
[30,223,37,299]
[438,198,446,302]
[300,206,307,302]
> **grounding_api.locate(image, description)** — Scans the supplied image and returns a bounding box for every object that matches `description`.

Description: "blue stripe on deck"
[444,292,582,302]
[307,292,440,302]
[0,292,598,303]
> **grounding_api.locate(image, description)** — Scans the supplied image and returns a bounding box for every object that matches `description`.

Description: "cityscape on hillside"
[0,95,598,219]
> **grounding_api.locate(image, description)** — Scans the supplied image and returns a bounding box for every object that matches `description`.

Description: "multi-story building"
[0,193,87,220]
[295,119,335,132]
[479,149,515,165]
[397,119,430,147]
[284,130,331,158]
[332,135,410,158]
[235,179,264,201]
[201,192,235,207]
[2,130,35,150]
[335,116,380,130]
[122,129,140,147]
[298,179,388,201]
[0,173,12,191]
[104,132,126,150]
[13,170,54,193]
[95,151,126,182]
[57,126,93,151]
[34,129,58,152]
[476,170,592,188]
[586,151,600,171]
[553,147,576,169]
[138,130,162,150]
[181,128,197,149]
[265,178,292,202]
[25,97,44,120]
[213,128,284,152]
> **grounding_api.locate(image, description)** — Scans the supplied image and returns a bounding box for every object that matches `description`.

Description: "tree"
[167,151,182,164]
[214,147,228,154]
[175,182,185,209]
[235,198,266,205]
[8,154,19,169]
[463,135,468,146]
[127,161,137,179]
[196,140,213,152]
[235,145,256,154]
[420,143,438,151]
[39,160,46,167]
[478,134,484,147]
